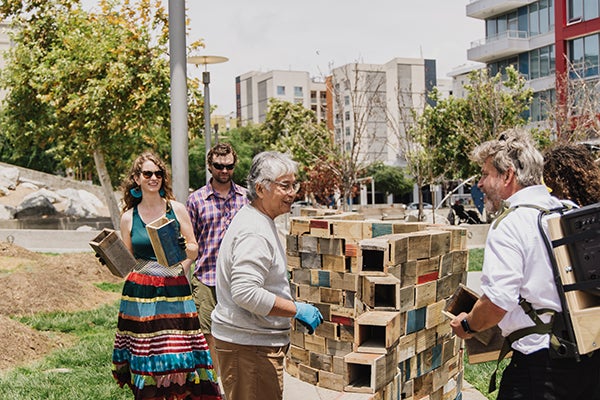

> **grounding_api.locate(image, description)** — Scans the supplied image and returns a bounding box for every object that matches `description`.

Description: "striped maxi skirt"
[112,268,221,400]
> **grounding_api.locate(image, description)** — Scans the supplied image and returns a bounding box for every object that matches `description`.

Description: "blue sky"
[82,1,483,115]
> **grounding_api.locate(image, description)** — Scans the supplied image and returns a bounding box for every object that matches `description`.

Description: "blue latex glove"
[294,302,323,334]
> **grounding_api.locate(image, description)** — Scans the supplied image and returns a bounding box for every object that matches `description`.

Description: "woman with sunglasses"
[111,151,221,400]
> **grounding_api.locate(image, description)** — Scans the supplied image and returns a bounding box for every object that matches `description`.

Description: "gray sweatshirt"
[211,204,293,346]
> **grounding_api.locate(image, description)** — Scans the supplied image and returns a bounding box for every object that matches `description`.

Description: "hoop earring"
[130,187,142,199]
[159,188,166,197]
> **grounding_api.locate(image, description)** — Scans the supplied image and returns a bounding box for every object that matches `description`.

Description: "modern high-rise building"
[466,0,600,123]
[235,70,327,126]
[328,58,437,167]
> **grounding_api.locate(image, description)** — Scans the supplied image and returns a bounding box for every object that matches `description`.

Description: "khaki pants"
[214,338,289,400]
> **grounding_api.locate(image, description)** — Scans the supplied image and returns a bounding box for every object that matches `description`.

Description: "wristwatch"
[461,317,476,334]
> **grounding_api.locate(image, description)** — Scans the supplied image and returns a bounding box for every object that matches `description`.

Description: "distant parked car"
[406,202,433,210]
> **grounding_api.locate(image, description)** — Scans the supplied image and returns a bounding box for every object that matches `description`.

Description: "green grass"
[468,248,484,272]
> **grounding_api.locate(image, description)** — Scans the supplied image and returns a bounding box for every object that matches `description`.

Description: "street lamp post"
[187,55,228,184]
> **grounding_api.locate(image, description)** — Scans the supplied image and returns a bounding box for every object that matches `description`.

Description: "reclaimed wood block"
[428,225,467,251]
[89,229,136,278]
[310,269,331,287]
[315,320,339,340]
[393,222,426,233]
[436,274,455,302]
[401,260,417,287]
[417,256,440,284]
[314,302,331,321]
[416,327,437,354]
[320,287,343,305]
[322,254,347,272]
[287,254,301,269]
[344,290,356,308]
[298,235,318,253]
[442,336,457,364]
[304,333,327,353]
[439,252,453,277]
[327,339,354,357]
[428,230,452,258]
[399,285,416,313]
[296,283,320,303]
[362,275,401,310]
[348,255,359,273]
[358,238,389,275]
[443,284,494,346]
[451,250,469,274]
[285,357,299,378]
[344,351,396,393]
[406,231,433,261]
[406,306,427,334]
[415,280,437,309]
[345,242,359,257]
[318,370,345,391]
[413,367,433,396]
[386,234,409,266]
[436,319,453,339]
[339,324,355,343]
[298,363,319,385]
[332,220,366,241]
[432,358,449,392]
[318,237,345,256]
[310,351,333,372]
[289,345,309,364]
[371,222,394,237]
[402,379,414,400]
[355,311,403,353]
[292,269,311,285]
[290,328,305,348]
[290,217,311,236]
[397,333,417,362]
[330,304,356,321]
[286,234,299,256]
[330,271,361,292]
[425,299,446,329]
[332,355,346,374]
[381,371,401,400]
[146,216,187,267]
[300,252,322,269]
[310,218,333,238]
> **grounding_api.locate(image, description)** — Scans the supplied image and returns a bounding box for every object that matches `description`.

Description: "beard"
[212,173,232,185]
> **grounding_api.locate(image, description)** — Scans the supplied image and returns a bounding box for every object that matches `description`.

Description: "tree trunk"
[93,149,121,230]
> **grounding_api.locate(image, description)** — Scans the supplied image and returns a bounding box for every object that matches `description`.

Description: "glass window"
[584,0,599,19]
[550,45,556,73]
[529,3,539,35]
[539,0,549,33]
[294,86,303,97]
[487,19,497,38]
[569,0,584,21]
[530,48,540,79]
[540,46,550,77]
[277,85,285,96]
[345,111,350,121]
[345,127,351,136]
[584,34,599,77]
[497,16,507,34]
[344,95,350,106]
[508,11,518,32]
[518,7,529,32]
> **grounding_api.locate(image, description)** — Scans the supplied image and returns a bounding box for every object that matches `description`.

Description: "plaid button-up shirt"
[186,180,249,286]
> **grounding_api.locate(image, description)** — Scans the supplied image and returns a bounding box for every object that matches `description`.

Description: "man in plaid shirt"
[186,143,249,372]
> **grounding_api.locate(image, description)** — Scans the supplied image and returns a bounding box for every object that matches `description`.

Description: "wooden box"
[443,284,505,364]
[355,311,403,353]
[344,350,397,394]
[361,275,400,310]
[89,229,136,277]
[146,216,186,267]
[548,217,600,355]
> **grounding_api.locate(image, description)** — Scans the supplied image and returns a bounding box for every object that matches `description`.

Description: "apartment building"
[235,70,327,126]
[328,58,437,167]
[466,0,600,122]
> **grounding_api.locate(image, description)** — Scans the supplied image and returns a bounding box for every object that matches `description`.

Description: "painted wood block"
[416,257,440,284]
[310,218,333,238]
[345,242,359,257]
[406,306,427,334]
[310,269,331,287]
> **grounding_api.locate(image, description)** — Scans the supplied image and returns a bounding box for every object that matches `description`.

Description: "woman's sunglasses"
[141,170,164,179]
[212,163,235,171]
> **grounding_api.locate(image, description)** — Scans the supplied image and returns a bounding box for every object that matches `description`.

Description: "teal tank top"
[130,203,180,261]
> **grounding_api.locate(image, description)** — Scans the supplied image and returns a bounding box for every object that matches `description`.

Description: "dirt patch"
[0,242,122,371]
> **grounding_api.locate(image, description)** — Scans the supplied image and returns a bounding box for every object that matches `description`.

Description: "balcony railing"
[470,30,529,48]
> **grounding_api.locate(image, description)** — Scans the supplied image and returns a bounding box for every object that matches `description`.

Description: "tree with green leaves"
[0,0,203,228]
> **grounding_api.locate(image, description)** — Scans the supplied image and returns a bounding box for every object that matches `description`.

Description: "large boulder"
[57,188,104,218]
[0,166,19,192]
[15,195,57,219]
